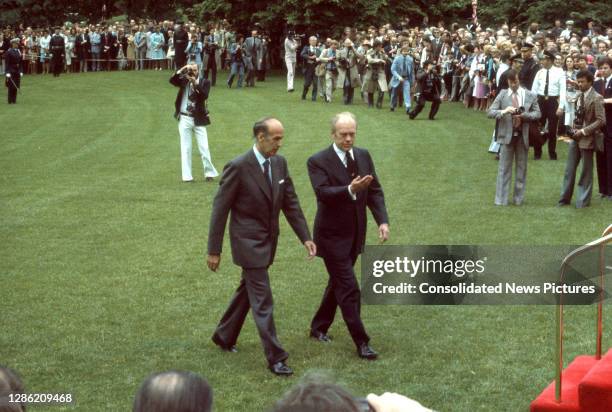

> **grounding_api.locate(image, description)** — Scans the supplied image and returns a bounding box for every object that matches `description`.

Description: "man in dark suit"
[4,38,22,104]
[307,112,389,359]
[49,27,65,77]
[169,63,219,182]
[594,57,612,200]
[173,21,189,69]
[207,117,317,375]
[408,60,442,120]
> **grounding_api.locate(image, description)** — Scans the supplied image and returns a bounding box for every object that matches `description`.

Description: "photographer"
[558,69,605,208]
[284,30,299,92]
[336,38,362,104]
[203,31,218,86]
[169,63,219,183]
[363,40,389,108]
[408,60,442,120]
[300,35,321,101]
[488,69,541,206]
[227,35,247,88]
[319,39,339,103]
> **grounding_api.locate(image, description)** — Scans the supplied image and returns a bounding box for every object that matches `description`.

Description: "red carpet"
[531,350,612,412]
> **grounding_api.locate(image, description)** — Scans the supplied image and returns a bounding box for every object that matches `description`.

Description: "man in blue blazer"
[307,112,389,360]
[389,45,415,113]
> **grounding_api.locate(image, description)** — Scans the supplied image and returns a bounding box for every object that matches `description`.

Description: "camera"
[515,106,525,115]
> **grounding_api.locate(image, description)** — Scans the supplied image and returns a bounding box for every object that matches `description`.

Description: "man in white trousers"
[284,32,298,92]
[170,63,219,182]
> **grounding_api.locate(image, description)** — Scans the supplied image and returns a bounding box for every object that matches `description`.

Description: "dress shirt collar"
[253,144,269,163]
[333,143,354,165]
[509,87,525,104]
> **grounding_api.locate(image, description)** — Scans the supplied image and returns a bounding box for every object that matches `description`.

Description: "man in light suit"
[207,117,316,376]
[488,69,541,206]
[389,45,415,113]
[307,112,389,360]
[244,30,262,87]
[558,69,606,208]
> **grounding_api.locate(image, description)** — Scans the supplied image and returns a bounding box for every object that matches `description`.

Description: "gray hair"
[252,116,278,139]
[331,112,357,133]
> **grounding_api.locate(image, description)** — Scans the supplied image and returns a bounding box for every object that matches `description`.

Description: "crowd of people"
[1,366,434,411]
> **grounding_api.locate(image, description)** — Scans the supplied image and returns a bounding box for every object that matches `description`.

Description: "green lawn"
[0,70,610,411]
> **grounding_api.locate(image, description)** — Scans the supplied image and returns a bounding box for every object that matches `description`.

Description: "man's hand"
[207,254,221,272]
[575,129,585,137]
[349,175,373,194]
[5,73,10,78]
[378,223,390,243]
[504,106,517,114]
[304,241,317,259]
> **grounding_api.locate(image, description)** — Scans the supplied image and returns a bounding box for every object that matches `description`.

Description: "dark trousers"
[411,92,441,119]
[536,96,559,158]
[204,55,216,86]
[246,59,256,86]
[6,74,19,104]
[310,255,369,346]
[51,53,63,76]
[302,65,317,100]
[559,142,594,208]
[596,135,612,196]
[257,69,265,81]
[213,267,288,365]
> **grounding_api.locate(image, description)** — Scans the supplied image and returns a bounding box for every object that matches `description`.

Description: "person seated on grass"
[272,373,433,412]
[0,365,26,412]
[133,370,212,412]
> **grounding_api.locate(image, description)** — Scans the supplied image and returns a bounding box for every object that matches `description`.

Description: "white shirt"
[496,62,509,86]
[284,38,297,62]
[333,143,357,200]
[531,66,566,103]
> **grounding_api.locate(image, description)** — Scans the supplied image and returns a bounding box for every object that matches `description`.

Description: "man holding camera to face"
[170,63,219,183]
[488,70,541,206]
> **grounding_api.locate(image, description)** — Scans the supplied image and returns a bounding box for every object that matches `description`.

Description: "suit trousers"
[6,74,19,104]
[178,115,219,181]
[536,96,559,158]
[204,55,216,86]
[390,80,411,110]
[412,92,441,119]
[310,255,370,346]
[135,47,146,70]
[285,58,296,90]
[325,71,337,102]
[559,141,593,208]
[214,267,289,365]
[302,65,317,100]
[495,134,528,205]
[595,135,612,197]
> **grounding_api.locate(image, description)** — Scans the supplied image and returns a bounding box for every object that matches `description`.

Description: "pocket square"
[278,179,285,184]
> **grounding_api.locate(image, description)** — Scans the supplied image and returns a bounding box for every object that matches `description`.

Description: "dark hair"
[253,116,277,139]
[273,375,360,412]
[597,56,611,68]
[0,366,26,412]
[505,69,518,81]
[576,69,594,83]
[133,370,212,412]
[500,51,511,62]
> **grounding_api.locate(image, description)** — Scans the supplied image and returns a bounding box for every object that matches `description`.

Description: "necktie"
[403,57,407,77]
[544,69,549,96]
[345,151,356,179]
[512,92,522,130]
[262,159,272,189]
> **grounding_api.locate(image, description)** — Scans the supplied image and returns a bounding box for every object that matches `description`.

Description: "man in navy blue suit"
[4,38,22,104]
[307,112,389,360]
[594,57,612,200]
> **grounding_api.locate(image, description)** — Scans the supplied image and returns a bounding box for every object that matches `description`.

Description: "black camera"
[515,106,525,115]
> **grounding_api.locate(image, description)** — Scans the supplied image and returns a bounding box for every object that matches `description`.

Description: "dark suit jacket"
[4,48,22,74]
[208,149,311,269]
[308,146,388,260]
[414,69,442,95]
[173,29,189,62]
[169,73,211,126]
[594,78,612,137]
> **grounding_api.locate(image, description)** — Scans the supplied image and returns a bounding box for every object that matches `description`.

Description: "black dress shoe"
[309,330,332,342]
[212,334,237,353]
[205,177,215,182]
[269,361,293,376]
[390,107,395,112]
[357,343,378,359]
[549,153,558,160]
[556,201,570,207]
[408,112,416,119]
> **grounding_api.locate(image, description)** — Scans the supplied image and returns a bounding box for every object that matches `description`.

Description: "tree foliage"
[1,0,610,34]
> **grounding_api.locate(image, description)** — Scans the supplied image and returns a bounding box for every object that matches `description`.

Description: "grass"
[0,69,610,411]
